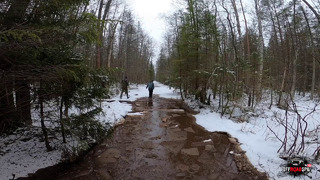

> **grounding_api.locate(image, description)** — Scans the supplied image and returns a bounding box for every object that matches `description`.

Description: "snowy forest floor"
[1,82,320,179]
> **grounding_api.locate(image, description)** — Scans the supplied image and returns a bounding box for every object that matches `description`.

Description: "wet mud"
[52,96,268,180]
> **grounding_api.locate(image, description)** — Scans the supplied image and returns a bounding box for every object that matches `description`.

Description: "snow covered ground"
[195,91,320,179]
[1,81,319,179]
[0,81,178,179]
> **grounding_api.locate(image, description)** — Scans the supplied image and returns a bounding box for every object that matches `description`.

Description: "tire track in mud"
[56,96,268,180]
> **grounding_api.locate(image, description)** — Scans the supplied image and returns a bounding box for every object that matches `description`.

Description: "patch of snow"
[203,139,212,143]
[127,112,144,116]
[0,128,61,179]
[98,100,132,125]
[195,93,320,179]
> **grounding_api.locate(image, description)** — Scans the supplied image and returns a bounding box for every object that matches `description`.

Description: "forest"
[0,0,155,151]
[0,0,320,178]
[157,0,320,109]
[155,0,320,162]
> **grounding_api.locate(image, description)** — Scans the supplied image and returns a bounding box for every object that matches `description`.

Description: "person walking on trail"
[120,76,129,99]
[146,80,154,98]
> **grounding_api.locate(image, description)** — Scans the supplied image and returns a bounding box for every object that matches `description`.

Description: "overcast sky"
[126,0,254,63]
[127,0,176,63]
[126,0,318,63]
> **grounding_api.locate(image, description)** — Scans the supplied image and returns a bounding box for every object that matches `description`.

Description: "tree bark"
[60,97,66,143]
[15,80,32,125]
[96,0,104,68]
[269,1,287,106]
[301,6,316,99]
[106,4,119,68]
[254,0,264,102]
[240,0,252,106]
[290,0,299,99]
[0,79,15,134]
[101,0,113,28]
[302,0,320,24]
[100,0,113,67]
[1,0,32,132]
[39,80,52,152]
[231,0,242,40]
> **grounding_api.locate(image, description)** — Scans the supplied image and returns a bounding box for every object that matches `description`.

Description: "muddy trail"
[43,96,267,180]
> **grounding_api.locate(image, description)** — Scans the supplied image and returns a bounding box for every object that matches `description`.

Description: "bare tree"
[302,0,320,24]
[96,0,104,68]
[301,6,317,99]
[254,0,264,102]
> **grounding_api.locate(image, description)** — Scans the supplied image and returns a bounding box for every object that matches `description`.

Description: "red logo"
[290,167,302,172]
[282,157,312,176]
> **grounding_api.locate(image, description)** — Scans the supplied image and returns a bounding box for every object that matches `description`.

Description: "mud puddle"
[36,96,268,180]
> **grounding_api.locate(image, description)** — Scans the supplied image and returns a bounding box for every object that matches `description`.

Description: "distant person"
[120,76,129,99]
[146,80,154,98]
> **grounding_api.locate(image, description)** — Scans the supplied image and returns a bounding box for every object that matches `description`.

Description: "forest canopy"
[0,0,155,151]
[156,0,320,111]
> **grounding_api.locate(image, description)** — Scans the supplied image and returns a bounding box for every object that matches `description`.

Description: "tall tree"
[302,0,320,24]
[301,6,317,99]
[254,0,264,102]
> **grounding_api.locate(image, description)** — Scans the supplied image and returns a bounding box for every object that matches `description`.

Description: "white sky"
[126,0,254,63]
[127,0,318,64]
[127,0,176,63]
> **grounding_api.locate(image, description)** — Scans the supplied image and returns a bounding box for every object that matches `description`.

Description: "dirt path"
[55,96,268,180]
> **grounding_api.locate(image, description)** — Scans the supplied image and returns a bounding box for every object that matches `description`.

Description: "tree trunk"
[302,0,320,24]
[15,80,32,125]
[187,0,200,91]
[268,6,279,107]
[231,0,242,41]
[96,0,104,69]
[270,2,287,105]
[39,80,52,152]
[107,22,119,68]
[254,0,264,102]
[222,3,239,94]
[301,6,316,99]
[291,49,298,98]
[303,48,308,97]
[311,40,316,99]
[0,79,15,134]
[101,0,113,28]
[240,0,252,106]
[100,0,113,67]
[60,97,66,143]
[290,0,299,99]
[0,0,31,133]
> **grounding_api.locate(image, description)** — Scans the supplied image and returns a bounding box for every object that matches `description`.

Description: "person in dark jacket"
[120,76,129,99]
[146,80,154,98]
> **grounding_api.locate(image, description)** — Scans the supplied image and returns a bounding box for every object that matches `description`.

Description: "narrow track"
[31,96,268,180]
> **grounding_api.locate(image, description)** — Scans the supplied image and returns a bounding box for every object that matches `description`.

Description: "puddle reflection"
[147,98,153,107]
